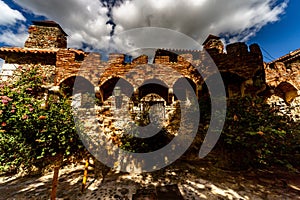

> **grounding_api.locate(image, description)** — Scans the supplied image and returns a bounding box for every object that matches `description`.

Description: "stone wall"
[265,61,300,92]
[0,50,56,65]
[0,49,57,83]
[267,95,300,121]
[1,20,267,102]
[25,21,67,49]
[265,51,300,121]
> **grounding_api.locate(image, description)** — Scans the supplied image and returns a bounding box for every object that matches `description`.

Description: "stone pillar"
[168,88,174,105]
[133,89,139,104]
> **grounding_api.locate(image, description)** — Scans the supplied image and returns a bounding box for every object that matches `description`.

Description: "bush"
[0,65,84,173]
[216,97,300,170]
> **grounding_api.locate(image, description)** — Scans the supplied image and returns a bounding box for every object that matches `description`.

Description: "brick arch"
[138,78,169,103]
[165,64,202,88]
[99,76,134,102]
[274,81,299,104]
[59,75,95,88]
[59,75,95,97]
[98,63,201,90]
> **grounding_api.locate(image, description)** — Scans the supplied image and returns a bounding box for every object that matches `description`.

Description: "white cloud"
[0,0,26,26]
[13,0,112,50]
[0,0,288,51]
[112,0,288,44]
[0,24,28,47]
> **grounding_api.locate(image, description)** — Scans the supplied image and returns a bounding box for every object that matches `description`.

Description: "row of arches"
[60,76,200,105]
[59,73,299,106]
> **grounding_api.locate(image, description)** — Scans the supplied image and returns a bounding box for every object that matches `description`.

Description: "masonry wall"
[55,51,100,86]
[266,61,300,90]
[25,25,67,49]
[265,55,300,121]
[0,52,56,65]
[0,51,57,83]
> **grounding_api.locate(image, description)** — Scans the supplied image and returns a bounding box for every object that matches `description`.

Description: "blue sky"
[0,0,298,61]
[248,0,300,61]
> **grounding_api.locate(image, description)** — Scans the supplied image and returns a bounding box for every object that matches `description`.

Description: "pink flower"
[11,109,15,113]
[1,96,12,102]
[29,108,34,112]
[1,122,7,127]
[22,114,28,120]
[2,99,8,105]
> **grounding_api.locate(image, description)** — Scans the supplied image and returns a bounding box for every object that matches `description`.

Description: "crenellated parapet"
[0,21,269,101]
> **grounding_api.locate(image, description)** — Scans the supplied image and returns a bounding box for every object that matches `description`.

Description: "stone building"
[1,20,299,172]
[0,21,267,102]
[265,49,300,121]
[0,20,298,123]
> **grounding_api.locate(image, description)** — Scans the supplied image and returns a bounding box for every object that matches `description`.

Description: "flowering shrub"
[0,65,84,173]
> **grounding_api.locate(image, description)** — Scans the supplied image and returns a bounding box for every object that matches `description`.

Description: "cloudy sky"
[0,0,298,61]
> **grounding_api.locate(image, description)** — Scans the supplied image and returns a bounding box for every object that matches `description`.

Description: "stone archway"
[138,79,169,103]
[59,76,95,108]
[275,82,299,104]
[99,77,134,102]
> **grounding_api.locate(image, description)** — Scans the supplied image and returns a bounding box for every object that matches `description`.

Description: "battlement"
[108,53,125,64]
[226,42,249,56]
[132,55,148,64]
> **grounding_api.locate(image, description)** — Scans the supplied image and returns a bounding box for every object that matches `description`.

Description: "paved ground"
[0,159,300,200]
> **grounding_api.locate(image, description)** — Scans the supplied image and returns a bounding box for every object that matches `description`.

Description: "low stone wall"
[267,95,300,121]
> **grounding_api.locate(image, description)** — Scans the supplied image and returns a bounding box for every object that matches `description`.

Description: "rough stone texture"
[0,47,57,65]
[0,21,298,120]
[265,48,300,120]
[0,21,267,101]
[25,21,67,49]
[267,95,300,121]
[202,34,224,53]
[266,61,300,102]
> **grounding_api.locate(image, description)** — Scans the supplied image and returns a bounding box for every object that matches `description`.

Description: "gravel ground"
[0,159,300,200]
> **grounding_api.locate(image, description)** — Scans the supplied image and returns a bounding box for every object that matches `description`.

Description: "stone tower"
[24,21,67,49]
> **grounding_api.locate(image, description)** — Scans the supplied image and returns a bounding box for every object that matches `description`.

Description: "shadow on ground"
[0,158,300,200]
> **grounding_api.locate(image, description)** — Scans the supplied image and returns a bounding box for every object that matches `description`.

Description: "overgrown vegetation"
[0,65,85,173]
[200,97,300,170]
[0,65,299,174]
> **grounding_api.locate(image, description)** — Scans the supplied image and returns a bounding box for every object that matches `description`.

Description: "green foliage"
[0,65,84,173]
[218,97,300,169]
[120,122,173,153]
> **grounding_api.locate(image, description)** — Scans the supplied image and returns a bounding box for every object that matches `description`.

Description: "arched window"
[275,82,298,104]
[59,76,95,108]
[138,79,169,102]
[100,77,134,102]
